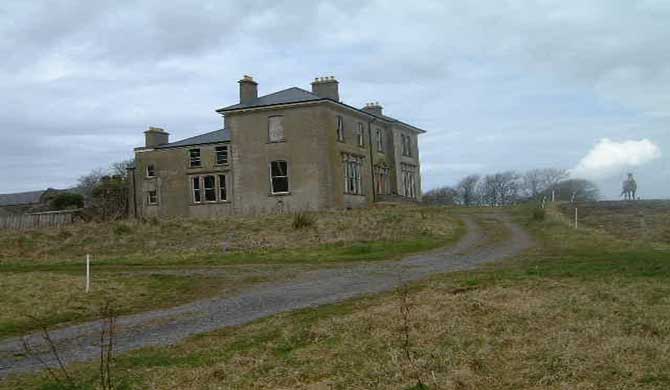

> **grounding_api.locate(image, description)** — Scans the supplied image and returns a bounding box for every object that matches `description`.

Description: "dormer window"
[146,164,156,178]
[189,148,201,167]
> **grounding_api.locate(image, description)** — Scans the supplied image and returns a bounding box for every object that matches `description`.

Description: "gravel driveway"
[0,212,532,378]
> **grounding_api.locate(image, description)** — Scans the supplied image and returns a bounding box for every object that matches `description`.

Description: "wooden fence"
[0,209,83,230]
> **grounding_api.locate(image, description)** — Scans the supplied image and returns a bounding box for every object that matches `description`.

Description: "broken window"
[357,122,365,147]
[218,175,227,201]
[146,164,156,178]
[189,148,201,167]
[375,165,390,195]
[268,116,285,142]
[215,145,229,165]
[402,134,412,157]
[204,175,216,202]
[270,160,289,193]
[147,190,158,205]
[342,153,363,195]
[401,163,417,198]
[336,115,344,142]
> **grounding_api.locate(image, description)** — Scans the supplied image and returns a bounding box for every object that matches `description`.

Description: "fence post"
[86,254,91,293]
[574,207,578,229]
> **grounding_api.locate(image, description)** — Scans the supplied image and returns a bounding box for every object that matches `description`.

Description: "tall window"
[203,175,216,202]
[192,175,228,203]
[374,165,390,195]
[270,160,289,193]
[189,148,201,167]
[336,115,344,142]
[146,164,156,178]
[342,153,363,195]
[357,122,364,146]
[401,134,412,157]
[147,190,158,205]
[401,164,417,199]
[218,175,227,201]
[215,145,229,165]
[376,128,383,152]
[268,116,285,142]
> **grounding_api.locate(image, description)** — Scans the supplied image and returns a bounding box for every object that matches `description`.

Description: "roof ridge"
[258,86,319,99]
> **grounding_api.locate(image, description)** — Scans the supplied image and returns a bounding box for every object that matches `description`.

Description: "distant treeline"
[423,168,599,206]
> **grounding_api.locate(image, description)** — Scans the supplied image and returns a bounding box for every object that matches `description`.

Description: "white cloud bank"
[571,138,662,179]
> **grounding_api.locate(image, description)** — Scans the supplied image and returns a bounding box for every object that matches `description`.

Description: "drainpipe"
[367,118,377,203]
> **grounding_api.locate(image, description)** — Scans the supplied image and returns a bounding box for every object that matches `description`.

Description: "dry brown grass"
[0,205,458,266]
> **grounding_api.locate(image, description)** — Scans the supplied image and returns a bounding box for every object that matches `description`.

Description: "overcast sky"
[1,0,668,199]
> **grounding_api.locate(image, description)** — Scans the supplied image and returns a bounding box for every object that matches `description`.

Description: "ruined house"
[129,75,425,218]
[0,189,62,216]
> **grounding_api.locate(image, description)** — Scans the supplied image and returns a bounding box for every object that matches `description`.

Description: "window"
[270,160,289,193]
[147,190,158,205]
[268,116,285,142]
[189,148,201,167]
[215,145,229,165]
[376,128,383,152]
[218,175,227,201]
[203,175,216,202]
[336,115,344,142]
[342,153,363,195]
[401,134,412,157]
[146,164,156,178]
[357,123,364,146]
[401,163,417,199]
[192,175,228,203]
[192,177,201,203]
[374,165,390,195]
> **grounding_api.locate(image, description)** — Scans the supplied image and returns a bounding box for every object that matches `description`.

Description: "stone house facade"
[129,76,425,218]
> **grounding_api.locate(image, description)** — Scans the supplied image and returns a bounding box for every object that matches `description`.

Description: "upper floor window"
[270,160,289,194]
[336,115,344,142]
[402,134,412,157]
[357,123,364,147]
[189,148,201,167]
[146,164,156,178]
[216,145,229,165]
[376,128,383,152]
[268,116,285,142]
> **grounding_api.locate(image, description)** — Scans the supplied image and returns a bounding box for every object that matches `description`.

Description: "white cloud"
[571,138,662,179]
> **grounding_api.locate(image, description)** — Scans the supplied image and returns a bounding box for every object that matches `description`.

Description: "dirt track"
[0,212,532,379]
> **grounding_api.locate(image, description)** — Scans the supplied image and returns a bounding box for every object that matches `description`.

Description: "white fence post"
[574,207,578,229]
[86,254,91,293]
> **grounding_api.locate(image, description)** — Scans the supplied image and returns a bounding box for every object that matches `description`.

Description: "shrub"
[532,208,546,221]
[291,212,316,230]
[112,223,133,236]
[49,192,84,211]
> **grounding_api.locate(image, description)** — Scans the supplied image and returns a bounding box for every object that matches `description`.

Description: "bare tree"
[456,175,480,206]
[478,171,520,206]
[522,168,568,200]
[546,179,599,202]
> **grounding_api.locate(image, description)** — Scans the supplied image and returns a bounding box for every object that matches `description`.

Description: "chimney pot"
[362,101,383,116]
[311,75,339,101]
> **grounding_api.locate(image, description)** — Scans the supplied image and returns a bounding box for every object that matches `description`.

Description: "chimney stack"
[144,126,169,148]
[311,76,339,101]
[362,102,383,116]
[238,75,258,104]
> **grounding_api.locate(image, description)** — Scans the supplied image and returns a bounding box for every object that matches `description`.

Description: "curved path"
[0,212,532,378]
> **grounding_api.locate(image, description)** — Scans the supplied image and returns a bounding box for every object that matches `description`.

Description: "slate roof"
[216,87,426,133]
[0,190,45,207]
[156,128,230,149]
[217,87,323,112]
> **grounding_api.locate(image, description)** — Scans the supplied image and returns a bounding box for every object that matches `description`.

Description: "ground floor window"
[147,190,158,205]
[270,161,289,194]
[401,163,417,199]
[192,174,228,203]
[343,153,363,195]
[374,165,390,195]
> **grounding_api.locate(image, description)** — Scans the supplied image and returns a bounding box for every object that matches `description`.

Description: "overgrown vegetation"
[0,205,462,338]
[5,204,668,389]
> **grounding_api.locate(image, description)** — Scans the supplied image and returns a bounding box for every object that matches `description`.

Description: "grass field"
[0,206,462,339]
[5,202,669,389]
